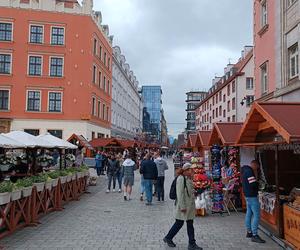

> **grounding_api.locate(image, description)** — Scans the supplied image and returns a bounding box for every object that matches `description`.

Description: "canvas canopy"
[37,133,77,149]
[0,134,26,148]
[4,131,55,148]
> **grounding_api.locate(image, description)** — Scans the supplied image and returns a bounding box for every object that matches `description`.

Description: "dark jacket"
[107,159,120,176]
[241,165,259,197]
[140,160,158,180]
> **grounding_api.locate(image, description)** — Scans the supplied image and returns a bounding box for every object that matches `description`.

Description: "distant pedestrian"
[95,151,103,176]
[164,163,202,250]
[106,154,120,193]
[241,160,266,244]
[140,153,158,205]
[122,154,136,201]
[116,153,123,193]
[154,153,168,202]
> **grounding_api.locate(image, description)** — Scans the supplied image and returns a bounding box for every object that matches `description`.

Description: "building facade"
[186,91,207,133]
[0,0,113,140]
[254,0,300,101]
[141,85,163,143]
[196,47,254,131]
[161,110,168,146]
[111,46,142,140]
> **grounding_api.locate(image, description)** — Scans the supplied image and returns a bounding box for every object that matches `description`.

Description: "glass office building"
[141,86,162,143]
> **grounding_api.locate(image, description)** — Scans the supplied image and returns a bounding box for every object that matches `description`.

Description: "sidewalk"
[0,159,282,250]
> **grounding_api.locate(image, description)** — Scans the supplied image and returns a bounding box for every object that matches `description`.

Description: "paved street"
[1,160,281,250]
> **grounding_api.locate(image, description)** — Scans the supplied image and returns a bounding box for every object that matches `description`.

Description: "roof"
[208,123,243,146]
[0,134,26,148]
[68,134,94,150]
[38,133,78,149]
[187,134,199,147]
[198,131,211,147]
[90,138,122,148]
[236,102,300,144]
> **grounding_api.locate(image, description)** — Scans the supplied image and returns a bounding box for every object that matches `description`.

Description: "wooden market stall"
[68,134,94,157]
[187,134,200,153]
[198,131,212,170]
[236,102,300,249]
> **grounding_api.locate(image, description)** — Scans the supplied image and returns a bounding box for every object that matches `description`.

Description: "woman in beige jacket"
[164,163,202,250]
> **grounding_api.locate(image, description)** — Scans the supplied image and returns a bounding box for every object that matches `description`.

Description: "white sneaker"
[118,189,122,193]
[113,189,116,193]
[106,189,110,193]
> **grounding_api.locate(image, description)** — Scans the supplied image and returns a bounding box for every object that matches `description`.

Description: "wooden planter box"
[284,204,300,249]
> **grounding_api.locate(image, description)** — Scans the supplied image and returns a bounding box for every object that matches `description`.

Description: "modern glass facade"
[141,86,162,142]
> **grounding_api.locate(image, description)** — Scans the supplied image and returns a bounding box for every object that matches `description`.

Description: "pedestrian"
[140,153,158,205]
[139,155,147,201]
[95,151,103,177]
[122,154,136,201]
[154,152,168,202]
[106,154,120,193]
[116,153,123,193]
[164,163,202,250]
[241,160,266,243]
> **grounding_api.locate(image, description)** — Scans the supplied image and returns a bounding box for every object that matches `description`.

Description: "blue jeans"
[245,197,260,235]
[140,176,146,194]
[144,179,153,203]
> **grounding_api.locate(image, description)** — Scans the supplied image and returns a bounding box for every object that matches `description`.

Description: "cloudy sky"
[94,0,253,137]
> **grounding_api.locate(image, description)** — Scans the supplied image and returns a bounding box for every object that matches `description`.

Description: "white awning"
[4,131,55,148]
[0,134,26,148]
[37,133,78,149]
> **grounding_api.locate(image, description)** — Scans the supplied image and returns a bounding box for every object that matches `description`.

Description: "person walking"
[154,152,168,201]
[241,160,266,244]
[140,153,158,205]
[139,155,147,201]
[95,151,103,176]
[106,154,120,193]
[164,163,202,250]
[116,153,123,193]
[122,154,136,201]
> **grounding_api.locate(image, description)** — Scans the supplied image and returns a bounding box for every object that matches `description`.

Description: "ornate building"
[111,46,143,140]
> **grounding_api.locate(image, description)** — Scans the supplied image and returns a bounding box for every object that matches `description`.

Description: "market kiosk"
[236,102,300,249]
[187,134,201,153]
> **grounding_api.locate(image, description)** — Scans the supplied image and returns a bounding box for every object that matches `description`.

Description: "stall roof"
[198,131,211,147]
[90,138,122,148]
[119,139,137,148]
[38,133,78,149]
[4,131,55,148]
[187,134,198,148]
[208,123,243,146]
[236,102,300,144]
[68,134,94,150]
[0,134,26,148]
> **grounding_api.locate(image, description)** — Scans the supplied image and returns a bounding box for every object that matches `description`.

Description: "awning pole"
[274,145,283,237]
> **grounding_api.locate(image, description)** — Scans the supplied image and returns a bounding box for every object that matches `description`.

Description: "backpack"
[169,175,189,200]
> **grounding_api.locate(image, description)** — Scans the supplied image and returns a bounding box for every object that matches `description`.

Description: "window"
[104,52,106,65]
[261,63,268,95]
[223,94,226,102]
[24,129,39,136]
[289,44,299,79]
[227,117,231,122]
[51,27,64,45]
[30,25,43,44]
[106,107,109,121]
[97,101,101,117]
[102,103,105,120]
[107,80,110,95]
[50,57,63,77]
[0,22,12,41]
[232,115,236,122]
[232,81,235,93]
[98,71,102,87]
[216,107,218,118]
[48,130,62,139]
[227,84,230,96]
[219,92,222,102]
[93,39,97,55]
[92,65,97,83]
[213,96,215,105]
[99,46,102,60]
[28,56,42,76]
[232,98,236,110]
[227,100,230,112]
[0,54,11,74]
[213,110,215,119]
[92,97,96,116]
[92,132,95,140]
[223,110,226,118]
[246,95,255,107]
[261,1,268,27]
[27,91,40,111]
[108,58,110,70]
[0,90,9,110]
[103,76,106,91]
[246,77,254,89]
[219,106,222,116]
[48,92,62,112]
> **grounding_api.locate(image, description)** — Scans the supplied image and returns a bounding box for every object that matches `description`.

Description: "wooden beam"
[258,121,273,132]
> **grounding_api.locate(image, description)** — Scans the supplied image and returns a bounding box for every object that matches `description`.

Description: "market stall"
[236,102,300,249]
[198,131,212,170]
[68,134,94,157]
[187,134,201,153]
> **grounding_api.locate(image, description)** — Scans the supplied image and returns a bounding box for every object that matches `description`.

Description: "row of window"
[0,53,64,77]
[0,89,62,112]
[24,129,63,139]
[201,114,237,129]
[0,22,65,45]
[93,38,111,70]
[91,97,110,122]
[92,65,110,95]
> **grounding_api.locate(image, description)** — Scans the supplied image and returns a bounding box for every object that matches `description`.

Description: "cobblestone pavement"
[1,160,282,250]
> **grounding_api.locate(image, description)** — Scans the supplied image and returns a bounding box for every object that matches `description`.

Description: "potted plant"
[16,178,33,198]
[65,154,75,167]
[0,181,13,205]
[32,174,47,192]
[11,183,22,201]
[59,170,68,184]
[48,171,60,187]
[67,168,77,181]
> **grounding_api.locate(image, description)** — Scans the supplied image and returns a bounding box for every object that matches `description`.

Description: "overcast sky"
[94,0,253,137]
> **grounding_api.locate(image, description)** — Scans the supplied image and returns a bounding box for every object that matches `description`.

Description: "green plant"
[15,178,33,189]
[66,168,77,174]
[0,181,13,193]
[31,174,47,183]
[48,171,60,179]
[59,170,68,177]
